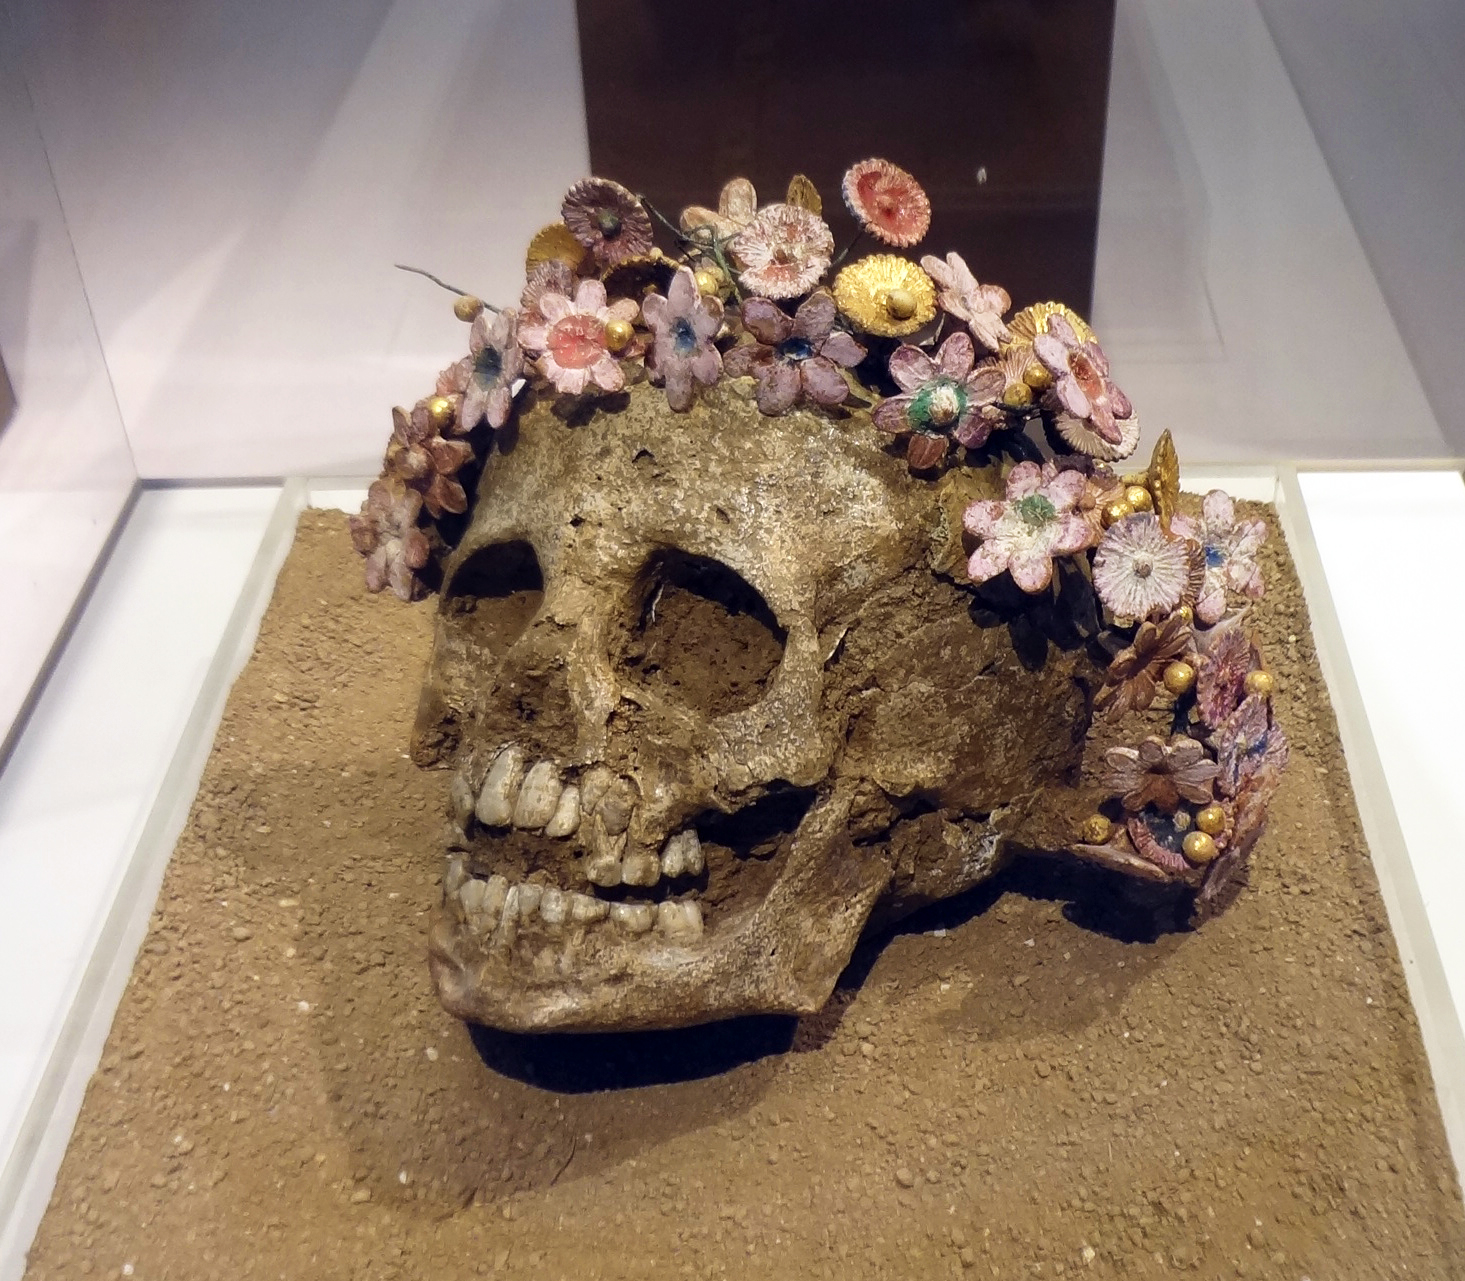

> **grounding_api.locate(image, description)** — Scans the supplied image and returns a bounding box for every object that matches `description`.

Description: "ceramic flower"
[832,254,937,338]
[1195,615,1257,727]
[841,158,931,248]
[520,260,576,325]
[641,267,724,412]
[962,461,1094,593]
[1104,735,1219,812]
[1126,810,1205,876]
[383,400,474,517]
[350,478,431,602]
[1171,490,1267,624]
[1073,465,1127,539]
[1054,410,1141,462]
[729,203,835,299]
[517,279,640,396]
[680,177,757,240]
[872,332,1005,468]
[1033,313,1134,447]
[561,178,654,268]
[1096,611,1195,717]
[1093,514,1190,619]
[1211,694,1288,798]
[979,344,1040,411]
[437,309,522,432]
[723,291,865,415]
[920,252,1011,351]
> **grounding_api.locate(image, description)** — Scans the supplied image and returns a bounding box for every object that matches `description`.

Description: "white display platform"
[0,470,1462,1279]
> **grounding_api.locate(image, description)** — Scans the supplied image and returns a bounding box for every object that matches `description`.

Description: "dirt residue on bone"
[621,549,785,717]
[24,508,1465,1281]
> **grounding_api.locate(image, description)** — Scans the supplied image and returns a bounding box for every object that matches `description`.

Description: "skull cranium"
[414,379,1105,1032]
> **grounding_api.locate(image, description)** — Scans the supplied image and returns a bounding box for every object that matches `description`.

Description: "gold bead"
[1002,382,1032,409]
[1079,814,1113,845]
[453,295,484,323]
[1195,805,1227,837]
[885,287,918,320]
[1161,660,1196,696]
[1125,485,1154,513]
[693,269,720,297]
[1245,670,1274,698]
[1176,604,1194,625]
[648,246,664,260]
[1182,830,1218,865]
[1101,499,1134,528]
[427,396,455,431]
[603,318,635,352]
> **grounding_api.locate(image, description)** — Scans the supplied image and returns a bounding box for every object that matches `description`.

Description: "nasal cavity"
[444,540,544,658]
[624,550,786,716]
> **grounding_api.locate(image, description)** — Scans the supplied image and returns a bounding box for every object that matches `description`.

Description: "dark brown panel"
[576,0,1116,316]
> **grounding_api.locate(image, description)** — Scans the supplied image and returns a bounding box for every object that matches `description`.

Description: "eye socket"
[444,540,544,657]
[622,550,786,716]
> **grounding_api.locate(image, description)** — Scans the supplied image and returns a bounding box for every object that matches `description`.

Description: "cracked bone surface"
[415,380,1116,1033]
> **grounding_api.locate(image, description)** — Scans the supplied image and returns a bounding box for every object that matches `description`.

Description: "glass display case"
[1,0,1463,1276]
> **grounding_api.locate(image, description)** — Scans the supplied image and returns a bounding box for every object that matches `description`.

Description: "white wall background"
[10,0,589,478]
[5,0,1460,477]
[1259,0,1465,456]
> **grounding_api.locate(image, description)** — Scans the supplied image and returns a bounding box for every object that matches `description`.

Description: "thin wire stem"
[394,264,501,312]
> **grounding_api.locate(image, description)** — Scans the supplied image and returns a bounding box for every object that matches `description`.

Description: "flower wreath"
[350,160,1286,904]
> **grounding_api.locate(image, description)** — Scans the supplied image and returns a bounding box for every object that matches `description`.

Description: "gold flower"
[525,222,587,276]
[832,254,936,338]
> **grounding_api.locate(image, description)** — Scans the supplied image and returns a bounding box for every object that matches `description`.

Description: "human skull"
[413,378,1108,1032]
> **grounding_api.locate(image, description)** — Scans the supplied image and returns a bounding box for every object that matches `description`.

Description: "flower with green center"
[873,332,1006,470]
[962,461,1096,593]
[1014,493,1057,526]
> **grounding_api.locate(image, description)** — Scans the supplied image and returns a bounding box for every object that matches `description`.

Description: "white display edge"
[0,478,309,1280]
[1,467,1462,1278]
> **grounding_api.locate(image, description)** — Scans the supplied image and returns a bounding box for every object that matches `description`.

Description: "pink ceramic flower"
[729,203,835,299]
[517,279,639,396]
[842,159,931,248]
[561,178,654,268]
[1171,490,1267,624]
[520,260,576,326]
[872,332,1006,469]
[1033,314,1133,445]
[641,267,724,412]
[919,252,1011,351]
[962,461,1094,593]
[723,291,864,415]
[382,400,474,517]
[1093,514,1190,619]
[1195,616,1257,728]
[1210,693,1288,798]
[437,309,522,432]
[350,479,431,602]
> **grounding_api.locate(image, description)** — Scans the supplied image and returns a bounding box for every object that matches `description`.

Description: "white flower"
[962,461,1094,594]
[1093,513,1190,619]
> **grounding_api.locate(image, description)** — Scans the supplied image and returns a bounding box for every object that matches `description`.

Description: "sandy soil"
[23,507,1465,1281]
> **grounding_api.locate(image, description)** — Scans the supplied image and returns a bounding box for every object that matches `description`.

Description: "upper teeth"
[458,744,703,891]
